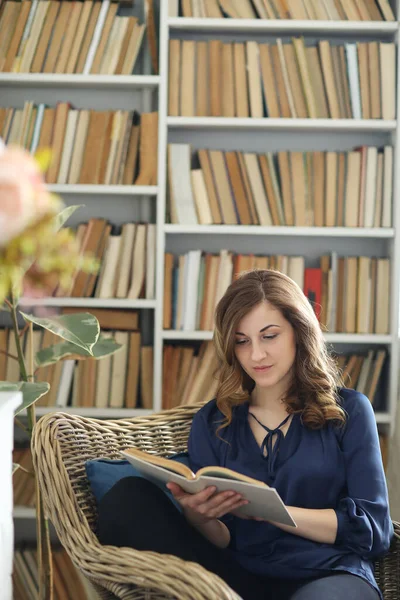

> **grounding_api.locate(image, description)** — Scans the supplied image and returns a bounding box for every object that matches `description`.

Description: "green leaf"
[52,205,84,231]
[0,381,50,415]
[13,463,20,474]
[35,336,123,367]
[19,312,100,354]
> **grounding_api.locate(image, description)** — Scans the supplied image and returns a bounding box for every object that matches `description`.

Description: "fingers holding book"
[166,482,249,526]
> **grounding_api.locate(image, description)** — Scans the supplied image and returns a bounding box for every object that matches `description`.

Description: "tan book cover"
[277,152,294,226]
[363,0,384,19]
[94,332,112,407]
[168,39,180,115]
[368,42,381,119]
[79,110,111,184]
[196,40,209,117]
[209,39,222,117]
[357,43,371,119]
[180,40,196,116]
[85,223,111,298]
[247,41,264,118]
[375,259,389,334]
[47,102,70,183]
[30,1,59,73]
[357,256,371,333]
[74,0,101,73]
[125,331,141,409]
[276,39,297,118]
[198,149,222,224]
[43,0,72,73]
[140,346,153,409]
[258,44,279,118]
[101,16,129,75]
[325,152,337,227]
[336,152,346,227]
[114,16,137,74]
[380,43,396,120]
[270,43,290,118]
[373,152,384,228]
[318,41,340,119]
[90,1,118,73]
[243,153,272,226]
[222,43,235,117]
[36,106,55,157]
[73,218,108,297]
[191,169,213,225]
[0,1,20,70]
[312,152,325,228]
[225,151,253,225]
[290,152,307,226]
[3,0,32,72]
[163,253,174,329]
[375,0,395,20]
[111,110,131,184]
[135,111,158,186]
[259,154,282,226]
[344,257,358,334]
[127,224,146,299]
[19,0,50,73]
[144,0,158,73]
[305,46,329,118]
[65,0,93,73]
[209,150,238,224]
[293,38,318,118]
[116,223,136,298]
[235,153,257,224]
[344,151,361,227]
[120,22,145,75]
[109,331,129,408]
[330,46,346,119]
[337,46,353,118]
[283,43,308,118]
[234,42,249,118]
[122,113,140,184]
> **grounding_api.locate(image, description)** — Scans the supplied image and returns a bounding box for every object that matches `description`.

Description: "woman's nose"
[251,341,266,362]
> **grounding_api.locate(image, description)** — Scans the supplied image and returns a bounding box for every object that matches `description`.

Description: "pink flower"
[0,145,59,247]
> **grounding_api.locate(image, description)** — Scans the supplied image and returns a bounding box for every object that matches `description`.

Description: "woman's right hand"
[166,482,249,526]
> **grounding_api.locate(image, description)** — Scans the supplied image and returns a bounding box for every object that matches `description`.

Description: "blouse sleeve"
[334,392,393,560]
[187,403,236,541]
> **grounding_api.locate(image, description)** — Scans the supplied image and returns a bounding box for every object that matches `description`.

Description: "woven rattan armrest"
[73,541,242,600]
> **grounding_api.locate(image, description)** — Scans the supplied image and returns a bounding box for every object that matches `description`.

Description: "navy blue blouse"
[187,388,393,597]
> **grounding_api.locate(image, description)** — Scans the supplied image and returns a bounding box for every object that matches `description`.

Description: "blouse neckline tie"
[248,412,291,479]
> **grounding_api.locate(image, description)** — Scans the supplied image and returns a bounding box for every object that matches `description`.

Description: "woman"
[98,269,392,600]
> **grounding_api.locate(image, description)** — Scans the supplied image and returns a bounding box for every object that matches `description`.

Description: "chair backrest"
[31,405,201,533]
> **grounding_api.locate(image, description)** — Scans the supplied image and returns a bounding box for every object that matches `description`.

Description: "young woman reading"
[97,269,392,600]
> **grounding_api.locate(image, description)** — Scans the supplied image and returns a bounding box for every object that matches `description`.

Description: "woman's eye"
[263,335,277,340]
[235,339,247,345]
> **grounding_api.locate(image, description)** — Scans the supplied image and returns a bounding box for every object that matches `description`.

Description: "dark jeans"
[97,477,379,600]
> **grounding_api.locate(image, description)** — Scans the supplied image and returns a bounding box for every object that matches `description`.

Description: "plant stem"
[14,417,27,432]
[9,292,28,382]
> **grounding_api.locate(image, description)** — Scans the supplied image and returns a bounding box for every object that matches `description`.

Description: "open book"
[120,447,296,527]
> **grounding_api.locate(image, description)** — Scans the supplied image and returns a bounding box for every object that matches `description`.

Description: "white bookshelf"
[4,0,400,433]
[168,17,398,35]
[167,117,397,132]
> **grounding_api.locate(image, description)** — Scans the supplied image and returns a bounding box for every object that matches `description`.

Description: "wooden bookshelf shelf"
[163,331,393,344]
[164,225,395,238]
[18,298,156,309]
[0,74,160,88]
[167,117,397,132]
[48,185,159,196]
[168,17,399,35]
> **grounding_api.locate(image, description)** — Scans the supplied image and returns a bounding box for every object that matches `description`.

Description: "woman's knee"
[291,574,379,600]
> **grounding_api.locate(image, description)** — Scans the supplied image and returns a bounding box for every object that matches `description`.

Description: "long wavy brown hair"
[213,269,345,432]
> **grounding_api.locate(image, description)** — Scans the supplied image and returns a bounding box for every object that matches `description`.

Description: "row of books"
[51,220,156,300]
[0,310,153,409]
[168,144,393,227]
[0,0,145,74]
[171,0,395,21]
[163,252,390,335]
[13,546,96,600]
[0,105,158,186]
[169,38,395,120]
[163,341,219,410]
[336,350,386,405]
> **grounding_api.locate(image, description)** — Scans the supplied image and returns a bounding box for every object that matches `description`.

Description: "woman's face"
[234,301,297,393]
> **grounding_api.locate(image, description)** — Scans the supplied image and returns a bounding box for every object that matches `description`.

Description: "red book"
[303,268,322,321]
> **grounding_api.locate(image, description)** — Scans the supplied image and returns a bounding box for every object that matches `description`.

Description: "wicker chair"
[31,406,400,600]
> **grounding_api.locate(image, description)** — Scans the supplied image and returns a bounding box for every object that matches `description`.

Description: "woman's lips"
[253,365,273,372]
